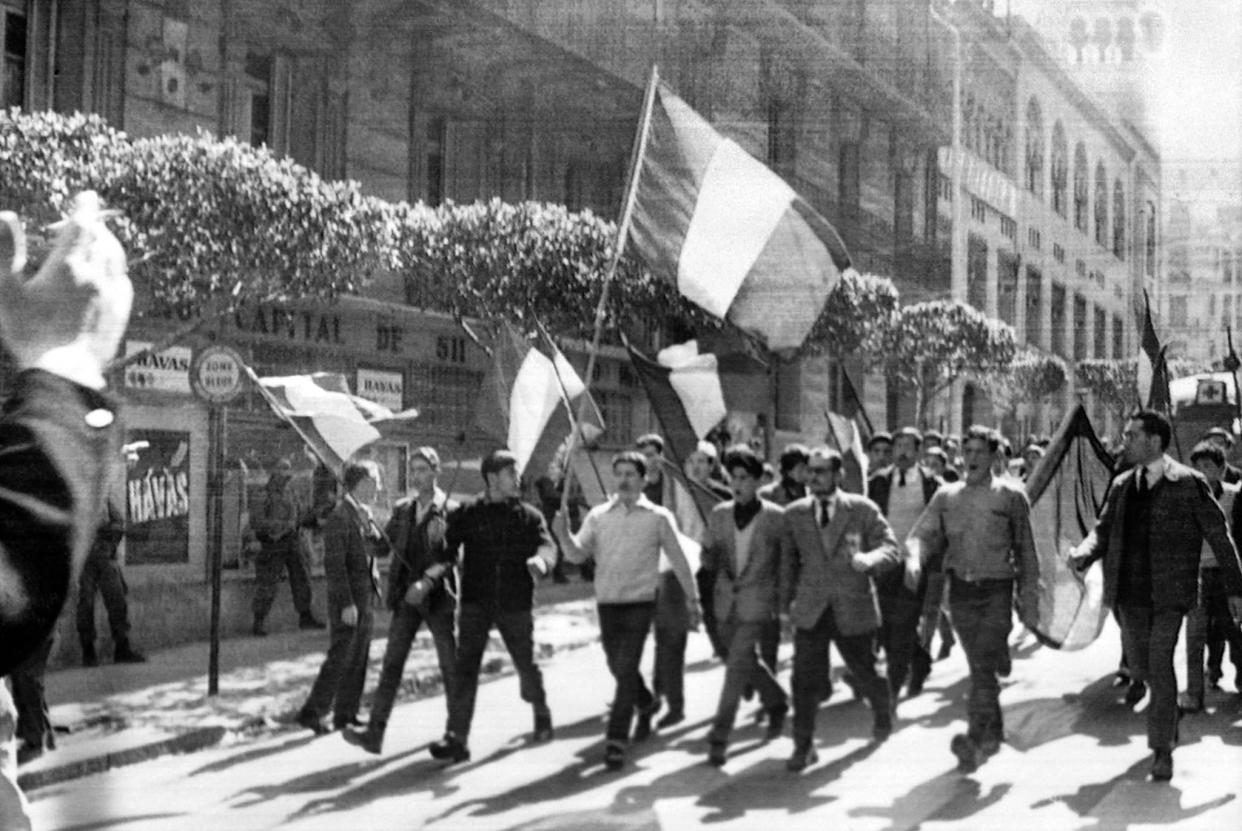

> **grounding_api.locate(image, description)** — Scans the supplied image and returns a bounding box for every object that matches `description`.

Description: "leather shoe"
[429,733,470,764]
[765,704,788,741]
[951,733,982,773]
[786,743,819,773]
[656,710,684,729]
[114,642,146,663]
[533,711,554,743]
[295,709,330,736]
[252,620,268,637]
[632,702,657,743]
[1151,749,1173,782]
[298,615,326,631]
[707,740,727,767]
[604,741,626,770]
[333,716,366,730]
[1124,681,1148,708]
[81,644,98,667]
[343,725,383,755]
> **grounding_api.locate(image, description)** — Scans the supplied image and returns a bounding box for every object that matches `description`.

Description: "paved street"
[27,616,1242,831]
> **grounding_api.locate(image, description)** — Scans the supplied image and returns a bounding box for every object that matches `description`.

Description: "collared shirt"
[816,492,839,526]
[568,494,692,604]
[887,465,926,545]
[413,487,447,527]
[1137,454,1171,490]
[908,473,1038,583]
[734,520,759,575]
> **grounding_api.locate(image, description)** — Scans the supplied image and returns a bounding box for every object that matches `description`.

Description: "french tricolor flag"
[627,80,853,352]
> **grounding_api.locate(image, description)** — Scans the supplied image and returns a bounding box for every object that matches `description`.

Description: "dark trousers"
[654,625,687,714]
[253,536,313,622]
[448,604,548,741]
[878,571,930,692]
[11,637,54,752]
[369,601,457,732]
[598,602,656,743]
[709,618,788,744]
[303,609,372,723]
[76,555,130,648]
[947,575,1013,747]
[1117,603,1183,750]
[791,607,889,746]
[1198,567,1242,685]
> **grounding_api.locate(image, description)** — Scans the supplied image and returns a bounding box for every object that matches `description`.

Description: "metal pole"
[207,404,225,696]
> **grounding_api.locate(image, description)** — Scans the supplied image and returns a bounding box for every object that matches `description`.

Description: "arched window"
[1025,97,1044,197]
[1069,18,1089,64]
[1073,143,1089,231]
[1117,18,1136,61]
[1050,121,1068,216]
[1113,179,1126,258]
[1094,18,1112,63]
[1145,201,1156,276]
[1094,162,1108,246]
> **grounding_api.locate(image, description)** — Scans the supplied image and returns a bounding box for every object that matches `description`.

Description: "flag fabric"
[825,411,868,494]
[625,339,736,522]
[475,324,604,479]
[626,80,854,352]
[1020,404,1115,650]
[251,371,394,475]
[1136,291,1171,413]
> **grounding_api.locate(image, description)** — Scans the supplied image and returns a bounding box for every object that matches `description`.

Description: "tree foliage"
[0,109,400,327]
[799,270,901,358]
[978,349,1068,413]
[877,299,1018,425]
[1074,358,1139,424]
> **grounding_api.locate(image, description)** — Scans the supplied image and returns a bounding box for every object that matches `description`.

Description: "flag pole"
[560,64,661,513]
[534,316,610,497]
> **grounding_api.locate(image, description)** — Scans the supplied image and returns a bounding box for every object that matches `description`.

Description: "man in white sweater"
[554,450,699,771]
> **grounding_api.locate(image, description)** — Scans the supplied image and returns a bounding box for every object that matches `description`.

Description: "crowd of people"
[288,409,1242,785]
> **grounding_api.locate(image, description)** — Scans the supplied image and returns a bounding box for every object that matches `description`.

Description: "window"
[1070,18,1089,64]
[1112,179,1126,259]
[241,52,272,147]
[1050,122,1068,216]
[1,4,26,109]
[1094,306,1107,358]
[1073,144,1089,231]
[1145,203,1157,277]
[1113,315,1124,359]
[1053,243,1065,263]
[425,116,446,207]
[408,364,483,430]
[838,142,860,211]
[1024,97,1044,197]
[1000,215,1016,240]
[1051,282,1067,357]
[1026,267,1044,349]
[1073,294,1088,361]
[1027,228,1041,250]
[998,252,1019,327]
[1168,295,1188,328]
[597,391,633,448]
[1094,162,1108,247]
[968,235,988,312]
[231,49,290,152]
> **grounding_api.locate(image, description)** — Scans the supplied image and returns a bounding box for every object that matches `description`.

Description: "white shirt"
[1136,454,1171,490]
[887,466,926,545]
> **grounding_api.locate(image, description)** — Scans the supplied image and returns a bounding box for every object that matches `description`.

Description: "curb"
[22,621,601,793]
[17,726,228,792]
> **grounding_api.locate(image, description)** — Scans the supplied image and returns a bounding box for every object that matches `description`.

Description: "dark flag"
[1137,290,1171,413]
[1021,404,1115,649]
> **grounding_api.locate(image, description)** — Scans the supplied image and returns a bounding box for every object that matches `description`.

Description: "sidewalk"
[18,581,600,793]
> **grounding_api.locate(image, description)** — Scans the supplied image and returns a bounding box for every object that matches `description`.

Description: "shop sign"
[125,429,191,565]
[357,368,404,412]
[191,344,247,404]
[123,341,192,394]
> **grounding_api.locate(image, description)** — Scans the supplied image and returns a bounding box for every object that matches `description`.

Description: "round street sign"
[190,344,247,404]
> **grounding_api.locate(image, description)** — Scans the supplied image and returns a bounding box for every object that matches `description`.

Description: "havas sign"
[124,341,193,394]
[357,368,404,412]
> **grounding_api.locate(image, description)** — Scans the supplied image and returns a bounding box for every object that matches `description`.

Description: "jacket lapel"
[821,500,849,560]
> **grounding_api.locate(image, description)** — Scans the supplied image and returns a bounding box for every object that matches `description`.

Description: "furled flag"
[624,338,744,521]
[248,370,415,475]
[625,77,854,352]
[1020,404,1115,650]
[823,366,874,494]
[1136,290,1171,413]
[475,324,604,478]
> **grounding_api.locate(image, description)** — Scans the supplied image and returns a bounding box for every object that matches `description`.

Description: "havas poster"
[125,429,192,565]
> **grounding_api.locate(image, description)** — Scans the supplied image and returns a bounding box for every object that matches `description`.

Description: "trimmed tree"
[877,299,1018,427]
[978,348,1068,418]
[1074,358,1139,426]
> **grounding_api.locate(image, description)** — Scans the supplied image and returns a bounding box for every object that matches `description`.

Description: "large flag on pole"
[475,324,604,478]
[248,371,407,475]
[626,78,854,352]
[1136,290,1171,413]
[1021,404,1115,650]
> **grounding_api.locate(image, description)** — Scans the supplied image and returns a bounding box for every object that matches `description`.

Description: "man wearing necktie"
[1071,411,1242,782]
[780,447,901,772]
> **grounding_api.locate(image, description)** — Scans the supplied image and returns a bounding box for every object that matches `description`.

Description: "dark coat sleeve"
[0,371,120,676]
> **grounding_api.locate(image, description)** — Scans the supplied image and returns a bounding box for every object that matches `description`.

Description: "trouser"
[10,638,54,753]
[0,682,32,830]
[77,555,131,648]
[654,625,687,714]
[709,618,788,744]
[448,604,548,741]
[1117,603,1183,750]
[303,608,372,723]
[1198,567,1242,685]
[878,570,930,692]
[252,536,313,621]
[918,570,955,654]
[947,575,1013,748]
[791,607,889,746]
[598,602,656,743]
[369,600,457,731]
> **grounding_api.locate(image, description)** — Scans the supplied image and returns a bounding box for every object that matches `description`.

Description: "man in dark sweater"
[346,447,457,755]
[431,449,559,763]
